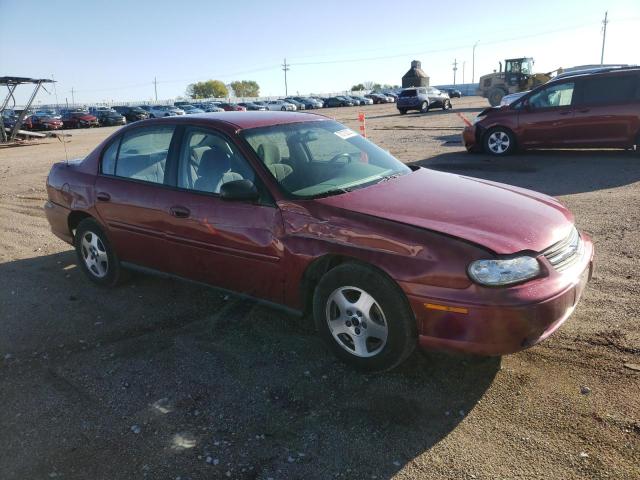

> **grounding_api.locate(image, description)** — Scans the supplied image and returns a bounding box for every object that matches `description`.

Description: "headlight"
[468,256,540,286]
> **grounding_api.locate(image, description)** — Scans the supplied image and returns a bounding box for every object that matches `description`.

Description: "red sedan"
[44,112,593,371]
[61,112,99,129]
[217,102,247,112]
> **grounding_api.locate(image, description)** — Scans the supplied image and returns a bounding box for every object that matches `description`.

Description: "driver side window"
[177,127,254,194]
[529,82,574,109]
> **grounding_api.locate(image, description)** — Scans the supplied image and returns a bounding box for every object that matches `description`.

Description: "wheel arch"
[67,210,94,237]
[299,253,407,317]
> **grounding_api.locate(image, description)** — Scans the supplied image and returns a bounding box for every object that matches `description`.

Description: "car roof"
[149,111,330,130]
[551,65,639,83]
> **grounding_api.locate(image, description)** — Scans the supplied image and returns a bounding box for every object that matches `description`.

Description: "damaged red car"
[44,112,594,371]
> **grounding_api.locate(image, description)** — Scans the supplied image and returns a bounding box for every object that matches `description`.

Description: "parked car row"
[2,88,432,133]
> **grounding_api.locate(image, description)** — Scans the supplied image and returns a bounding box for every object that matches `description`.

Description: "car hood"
[315,168,573,254]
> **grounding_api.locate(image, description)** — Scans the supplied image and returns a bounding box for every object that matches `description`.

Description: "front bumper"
[404,235,594,356]
[462,124,482,152]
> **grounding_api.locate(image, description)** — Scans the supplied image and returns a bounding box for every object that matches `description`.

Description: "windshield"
[242,120,411,198]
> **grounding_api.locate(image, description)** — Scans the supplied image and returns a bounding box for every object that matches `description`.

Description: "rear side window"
[400,89,417,97]
[581,74,639,105]
[101,126,175,184]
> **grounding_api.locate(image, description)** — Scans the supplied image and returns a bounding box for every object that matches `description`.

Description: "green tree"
[350,83,365,91]
[371,83,382,92]
[186,80,228,99]
[230,80,260,97]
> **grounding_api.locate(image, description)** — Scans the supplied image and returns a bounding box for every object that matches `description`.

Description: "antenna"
[600,11,608,65]
[52,74,69,165]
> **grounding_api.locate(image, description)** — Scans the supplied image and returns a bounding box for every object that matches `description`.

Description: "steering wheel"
[328,152,353,165]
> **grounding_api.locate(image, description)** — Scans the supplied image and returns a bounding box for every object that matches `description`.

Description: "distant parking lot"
[1,97,638,479]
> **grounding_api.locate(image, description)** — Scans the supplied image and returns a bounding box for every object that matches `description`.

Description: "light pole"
[472,41,479,84]
[462,61,466,84]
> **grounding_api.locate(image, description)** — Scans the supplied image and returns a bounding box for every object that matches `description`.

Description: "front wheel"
[74,218,122,287]
[442,99,452,110]
[398,108,407,115]
[483,127,516,156]
[420,101,429,113]
[313,263,417,372]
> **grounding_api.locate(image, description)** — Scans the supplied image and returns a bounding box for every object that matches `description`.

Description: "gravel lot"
[0,97,638,480]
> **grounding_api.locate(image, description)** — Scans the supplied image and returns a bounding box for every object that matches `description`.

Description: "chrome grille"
[543,227,583,272]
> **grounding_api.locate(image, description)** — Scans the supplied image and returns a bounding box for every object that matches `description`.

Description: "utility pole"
[281,58,290,96]
[472,41,479,84]
[452,59,458,85]
[462,61,466,84]
[600,11,608,65]
[70,87,75,105]
[154,77,158,102]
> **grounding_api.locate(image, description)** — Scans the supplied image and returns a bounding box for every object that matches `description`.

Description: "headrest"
[257,143,281,166]
[198,148,230,177]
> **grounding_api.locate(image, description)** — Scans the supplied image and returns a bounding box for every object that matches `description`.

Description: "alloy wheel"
[80,231,109,278]
[487,131,511,154]
[325,286,388,358]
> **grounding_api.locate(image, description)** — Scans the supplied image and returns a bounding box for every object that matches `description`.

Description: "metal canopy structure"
[1,76,55,143]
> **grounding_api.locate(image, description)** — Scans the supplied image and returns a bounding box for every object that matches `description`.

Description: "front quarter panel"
[278,200,489,310]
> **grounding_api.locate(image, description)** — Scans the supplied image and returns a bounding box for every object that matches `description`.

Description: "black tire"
[420,101,429,113]
[483,126,516,156]
[488,88,506,107]
[281,106,286,111]
[313,263,417,372]
[442,99,452,110]
[398,108,407,115]
[74,218,122,287]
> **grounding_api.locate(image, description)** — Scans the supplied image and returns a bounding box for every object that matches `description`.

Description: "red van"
[463,67,640,155]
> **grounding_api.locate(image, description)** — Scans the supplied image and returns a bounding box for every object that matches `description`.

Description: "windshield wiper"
[315,187,352,198]
[377,173,401,184]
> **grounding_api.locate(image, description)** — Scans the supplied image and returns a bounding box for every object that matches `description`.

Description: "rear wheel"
[488,88,506,107]
[74,218,122,287]
[313,263,417,372]
[420,101,429,113]
[483,127,516,155]
[398,108,407,115]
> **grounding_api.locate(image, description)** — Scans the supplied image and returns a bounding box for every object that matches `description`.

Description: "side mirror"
[219,179,259,202]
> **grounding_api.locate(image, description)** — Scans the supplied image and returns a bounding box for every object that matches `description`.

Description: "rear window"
[101,126,175,184]
[581,74,639,104]
[400,89,417,97]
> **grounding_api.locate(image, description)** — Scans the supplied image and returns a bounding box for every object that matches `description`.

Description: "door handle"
[558,111,572,115]
[96,192,111,201]
[169,206,190,218]
[578,108,590,113]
